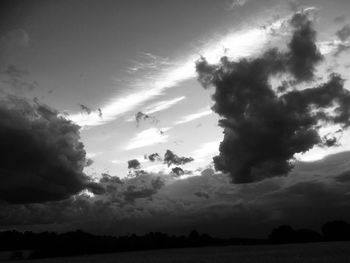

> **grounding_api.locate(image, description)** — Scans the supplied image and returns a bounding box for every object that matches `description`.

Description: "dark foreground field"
[5,241,350,263]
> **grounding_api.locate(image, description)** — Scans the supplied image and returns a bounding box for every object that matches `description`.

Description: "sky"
[1,0,350,237]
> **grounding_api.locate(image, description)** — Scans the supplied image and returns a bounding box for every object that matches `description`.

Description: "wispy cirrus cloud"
[124,127,171,150]
[124,107,213,151]
[143,96,186,115]
[174,108,212,125]
[125,96,186,122]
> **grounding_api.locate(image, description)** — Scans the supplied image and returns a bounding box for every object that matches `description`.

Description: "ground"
[3,241,350,263]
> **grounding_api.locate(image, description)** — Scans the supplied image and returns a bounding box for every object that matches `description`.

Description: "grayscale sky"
[1,0,350,237]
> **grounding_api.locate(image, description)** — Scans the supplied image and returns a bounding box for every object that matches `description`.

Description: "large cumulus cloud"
[196,13,350,183]
[0,96,99,204]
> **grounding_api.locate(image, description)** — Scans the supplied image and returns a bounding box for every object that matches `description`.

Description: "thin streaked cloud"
[174,108,212,125]
[125,96,186,122]
[143,96,186,115]
[124,127,171,150]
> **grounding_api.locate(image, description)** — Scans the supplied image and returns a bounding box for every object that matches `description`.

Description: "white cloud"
[143,96,186,115]
[125,96,186,122]
[86,152,103,158]
[192,140,221,162]
[174,109,212,125]
[125,127,171,150]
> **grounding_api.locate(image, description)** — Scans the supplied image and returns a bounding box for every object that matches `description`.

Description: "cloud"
[227,0,248,10]
[143,96,186,115]
[123,177,164,203]
[334,15,346,24]
[287,13,323,81]
[135,111,159,127]
[334,170,350,182]
[79,104,92,114]
[336,24,350,42]
[174,108,212,125]
[147,153,162,162]
[163,150,194,167]
[196,13,350,183]
[125,52,174,74]
[191,140,221,162]
[128,159,141,169]
[1,151,350,237]
[125,96,185,123]
[0,96,96,204]
[69,14,292,127]
[171,167,185,177]
[125,127,170,150]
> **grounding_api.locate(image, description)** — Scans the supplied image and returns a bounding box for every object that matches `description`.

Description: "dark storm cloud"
[99,173,123,184]
[1,151,350,237]
[334,170,350,182]
[128,159,141,169]
[287,13,323,81]
[86,182,106,195]
[336,24,350,41]
[196,13,350,183]
[163,150,194,167]
[147,153,162,162]
[0,96,98,204]
[171,167,185,177]
[123,177,164,203]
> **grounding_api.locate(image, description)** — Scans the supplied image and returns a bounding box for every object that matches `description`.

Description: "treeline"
[0,230,263,260]
[1,220,350,260]
[269,220,350,244]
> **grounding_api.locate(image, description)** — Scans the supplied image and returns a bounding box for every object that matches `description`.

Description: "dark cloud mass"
[163,150,194,167]
[171,167,185,177]
[123,177,164,203]
[287,13,323,81]
[128,159,141,169]
[0,96,95,203]
[196,13,350,183]
[147,153,162,162]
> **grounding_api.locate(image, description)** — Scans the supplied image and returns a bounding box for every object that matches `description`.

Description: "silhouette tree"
[322,221,350,241]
